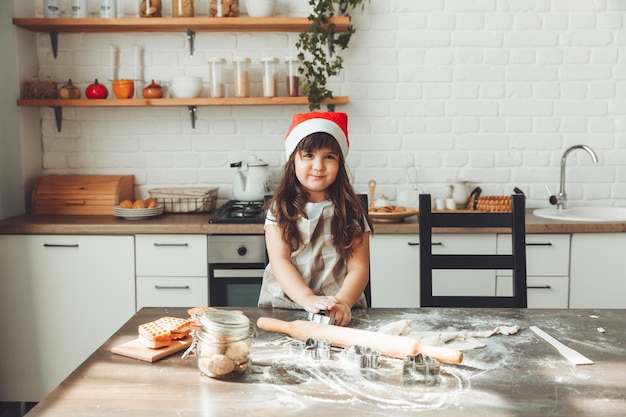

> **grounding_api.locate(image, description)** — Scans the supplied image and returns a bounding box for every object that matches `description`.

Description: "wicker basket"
[147,187,218,213]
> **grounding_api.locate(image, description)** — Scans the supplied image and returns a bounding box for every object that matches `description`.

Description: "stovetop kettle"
[231,155,272,201]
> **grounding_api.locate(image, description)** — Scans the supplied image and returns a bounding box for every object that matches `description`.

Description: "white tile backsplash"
[19,0,626,207]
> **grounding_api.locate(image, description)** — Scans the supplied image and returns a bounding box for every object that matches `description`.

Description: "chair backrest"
[418,194,527,308]
[357,193,372,307]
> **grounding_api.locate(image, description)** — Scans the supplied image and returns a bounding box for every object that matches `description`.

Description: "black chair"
[418,193,527,308]
[357,193,372,307]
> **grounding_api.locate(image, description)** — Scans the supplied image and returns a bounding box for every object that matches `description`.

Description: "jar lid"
[208,57,226,64]
[233,57,251,63]
[199,310,250,330]
[261,57,278,63]
[285,56,300,63]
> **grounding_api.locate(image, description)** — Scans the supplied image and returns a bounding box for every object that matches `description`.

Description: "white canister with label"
[100,0,117,17]
[44,0,62,18]
[71,0,89,17]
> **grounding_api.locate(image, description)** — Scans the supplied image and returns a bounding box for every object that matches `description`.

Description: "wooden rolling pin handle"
[256,317,463,365]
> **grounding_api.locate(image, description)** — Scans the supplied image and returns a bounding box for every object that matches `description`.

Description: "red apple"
[85,79,108,99]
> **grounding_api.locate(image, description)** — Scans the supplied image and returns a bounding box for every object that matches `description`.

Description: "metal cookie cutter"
[344,345,380,368]
[301,338,331,360]
[403,353,441,376]
[307,311,335,325]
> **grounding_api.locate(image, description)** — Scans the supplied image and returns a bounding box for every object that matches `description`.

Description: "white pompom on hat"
[284,112,349,159]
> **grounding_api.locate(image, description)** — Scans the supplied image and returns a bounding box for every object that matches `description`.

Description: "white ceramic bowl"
[171,76,202,98]
[246,0,276,17]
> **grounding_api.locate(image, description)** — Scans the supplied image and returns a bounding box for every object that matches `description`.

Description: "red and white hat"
[284,112,349,159]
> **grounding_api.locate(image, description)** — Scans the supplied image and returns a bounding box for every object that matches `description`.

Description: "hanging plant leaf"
[297,0,369,110]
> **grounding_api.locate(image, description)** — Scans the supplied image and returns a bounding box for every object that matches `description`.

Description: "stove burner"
[209,200,266,224]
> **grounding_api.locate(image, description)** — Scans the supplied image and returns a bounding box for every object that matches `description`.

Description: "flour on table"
[377,319,520,351]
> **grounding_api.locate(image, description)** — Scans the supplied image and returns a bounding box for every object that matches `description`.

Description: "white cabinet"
[135,234,208,309]
[369,233,496,307]
[497,234,570,308]
[570,233,626,308]
[0,235,135,401]
[369,234,420,307]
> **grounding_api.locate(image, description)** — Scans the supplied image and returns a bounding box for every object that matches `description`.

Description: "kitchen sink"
[533,206,626,222]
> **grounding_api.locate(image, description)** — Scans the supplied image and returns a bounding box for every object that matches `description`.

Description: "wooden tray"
[369,208,418,223]
[111,336,192,362]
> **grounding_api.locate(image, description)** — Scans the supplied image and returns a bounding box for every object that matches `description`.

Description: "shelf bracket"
[326,104,336,112]
[188,106,197,130]
[53,107,62,132]
[49,32,59,59]
[185,28,196,57]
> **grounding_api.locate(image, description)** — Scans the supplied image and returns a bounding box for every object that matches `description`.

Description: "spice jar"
[99,0,117,17]
[285,56,301,97]
[140,0,163,17]
[261,57,278,98]
[210,0,239,17]
[233,57,251,98]
[44,0,62,18]
[208,57,226,98]
[172,0,194,17]
[194,311,251,379]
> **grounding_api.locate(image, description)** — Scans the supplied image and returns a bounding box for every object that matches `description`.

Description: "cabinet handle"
[527,285,552,289]
[154,285,190,290]
[153,243,190,247]
[407,242,420,246]
[526,243,553,246]
[43,243,79,248]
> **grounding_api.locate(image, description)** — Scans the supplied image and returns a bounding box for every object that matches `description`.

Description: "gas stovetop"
[209,200,265,224]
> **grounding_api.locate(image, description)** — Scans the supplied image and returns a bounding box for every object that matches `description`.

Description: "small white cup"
[434,198,445,211]
[445,198,456,210]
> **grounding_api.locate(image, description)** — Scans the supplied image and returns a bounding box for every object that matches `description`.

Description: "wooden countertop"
[25,307,626,417]
[1,209,625,235]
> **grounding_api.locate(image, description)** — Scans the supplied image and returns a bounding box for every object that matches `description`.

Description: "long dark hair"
[266,132,373,258]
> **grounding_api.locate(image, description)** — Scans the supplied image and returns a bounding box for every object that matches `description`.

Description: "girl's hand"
[301,295,337,314]
[327,301,352,326]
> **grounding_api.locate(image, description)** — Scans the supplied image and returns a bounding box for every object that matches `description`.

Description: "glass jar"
[261,57,278,98]
[208,57,226,98]
[233,57,251,98]
[71,0,89,18]
[44,0,62,18]
[172,0,194,17]
[140,0,163,17]
[285,56,301,97]
[210,0,239,17]
[100,0,117,17]
[195,311,251,379]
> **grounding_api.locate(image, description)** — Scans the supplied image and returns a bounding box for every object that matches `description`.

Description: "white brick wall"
[28,0,626,208]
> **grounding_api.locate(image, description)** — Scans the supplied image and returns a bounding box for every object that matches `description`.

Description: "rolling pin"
[257,317,463,365]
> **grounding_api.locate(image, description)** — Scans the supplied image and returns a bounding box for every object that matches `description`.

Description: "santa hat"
[284,112,349,159]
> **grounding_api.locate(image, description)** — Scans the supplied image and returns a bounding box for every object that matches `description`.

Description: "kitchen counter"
[1,209,625,235]
[25,307,626,417]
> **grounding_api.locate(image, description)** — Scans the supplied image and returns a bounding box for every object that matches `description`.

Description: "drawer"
[135,234,207,277]
[136,276,208,309]
[496,275,569,308]
[497,234,570,277]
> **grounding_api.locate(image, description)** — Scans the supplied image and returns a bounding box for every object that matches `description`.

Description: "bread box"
[31,175,135,215]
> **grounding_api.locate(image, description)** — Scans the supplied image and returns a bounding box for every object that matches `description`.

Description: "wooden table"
[25,307,626,416]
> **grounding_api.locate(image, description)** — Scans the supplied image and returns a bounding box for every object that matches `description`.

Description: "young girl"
[258,112,373,326]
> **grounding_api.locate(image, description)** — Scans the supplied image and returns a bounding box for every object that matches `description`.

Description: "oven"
[208,200,267,307]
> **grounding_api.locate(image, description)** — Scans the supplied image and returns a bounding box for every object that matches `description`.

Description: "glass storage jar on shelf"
[210,0,239,17]
[233,57,251,98]
[172,0,194,17]
[285,56,301,97]
[261,57,278,98]
[140,0,162,17]
[193,311,251,379]
[208,57,226,98]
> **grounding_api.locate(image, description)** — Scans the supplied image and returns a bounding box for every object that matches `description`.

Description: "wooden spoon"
[368,180,376,208]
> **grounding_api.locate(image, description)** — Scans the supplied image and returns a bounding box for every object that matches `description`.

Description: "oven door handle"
[153,243,190,247]
[154,285,190,290]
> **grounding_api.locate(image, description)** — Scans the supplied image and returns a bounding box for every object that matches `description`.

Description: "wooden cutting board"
[111,336,192,362]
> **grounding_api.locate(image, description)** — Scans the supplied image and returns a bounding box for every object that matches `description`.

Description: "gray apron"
[258,203,367,309]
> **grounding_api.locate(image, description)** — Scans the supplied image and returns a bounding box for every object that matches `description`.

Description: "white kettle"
[231,155,272,201]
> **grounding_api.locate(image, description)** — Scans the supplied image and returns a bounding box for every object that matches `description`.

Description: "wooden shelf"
[12,16,350,33]
[17,96,349,107]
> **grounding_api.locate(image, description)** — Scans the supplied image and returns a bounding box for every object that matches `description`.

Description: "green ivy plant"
[296,0,369,110]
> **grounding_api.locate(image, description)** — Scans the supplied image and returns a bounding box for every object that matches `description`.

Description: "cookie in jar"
[140,0,162,17]
[210,0,239,17]
[194,311,251,379]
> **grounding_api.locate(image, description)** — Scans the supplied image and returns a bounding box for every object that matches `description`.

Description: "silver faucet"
[556,145,599,210]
